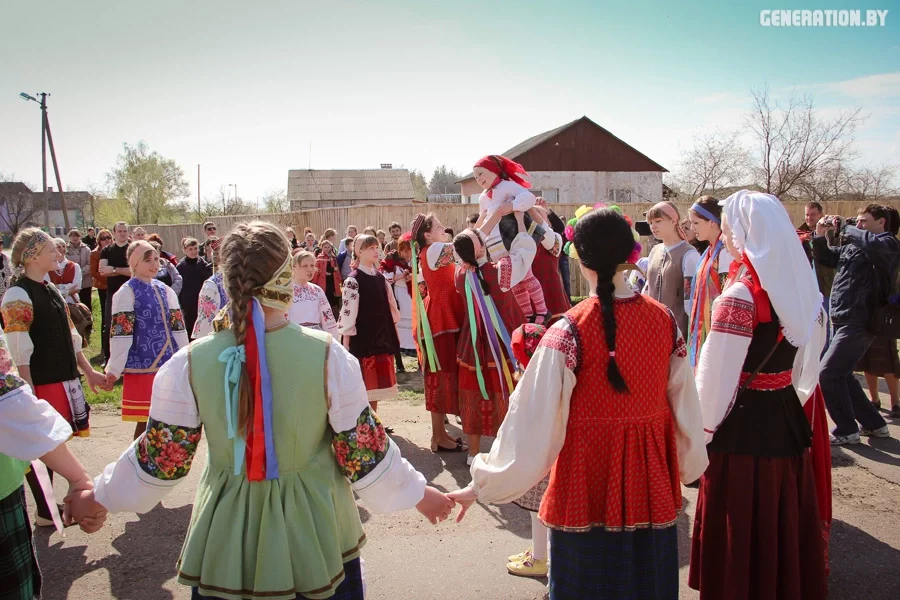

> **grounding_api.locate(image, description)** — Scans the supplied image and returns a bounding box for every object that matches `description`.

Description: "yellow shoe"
[507,556,548,578]
[507,547,532,563]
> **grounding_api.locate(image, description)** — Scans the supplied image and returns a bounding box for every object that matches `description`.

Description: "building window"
[608,189,633,204]
[530,189,559,203]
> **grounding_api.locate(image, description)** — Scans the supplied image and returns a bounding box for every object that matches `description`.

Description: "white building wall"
[528,171,663,205]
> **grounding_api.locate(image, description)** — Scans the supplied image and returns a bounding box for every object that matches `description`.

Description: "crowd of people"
[0,154,898,600]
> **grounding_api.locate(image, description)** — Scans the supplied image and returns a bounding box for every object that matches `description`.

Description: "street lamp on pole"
[19,92,70,231]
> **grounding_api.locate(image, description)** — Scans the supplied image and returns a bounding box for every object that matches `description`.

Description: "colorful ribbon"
[219,344,247,476]
[411,242,440,372]
[467,270,515,398]
[463,275,489,399]
[688,238,724,368]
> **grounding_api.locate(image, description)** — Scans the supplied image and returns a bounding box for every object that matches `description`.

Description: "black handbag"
[868,263,900,339]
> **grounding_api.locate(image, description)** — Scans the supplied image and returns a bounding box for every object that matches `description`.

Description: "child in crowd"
[288,250,338,338]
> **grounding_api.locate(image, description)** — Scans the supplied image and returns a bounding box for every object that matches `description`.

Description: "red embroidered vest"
[415,247,465,337]
[539,295,683,531]
[49,261,77,288]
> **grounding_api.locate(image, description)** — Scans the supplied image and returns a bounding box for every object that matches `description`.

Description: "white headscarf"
[720,190,822,347]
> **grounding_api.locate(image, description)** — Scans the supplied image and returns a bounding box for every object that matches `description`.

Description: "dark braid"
[453,230,490,295]
[573,209,635,393]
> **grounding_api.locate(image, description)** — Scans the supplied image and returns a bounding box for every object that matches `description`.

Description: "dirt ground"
[28,374,900,600]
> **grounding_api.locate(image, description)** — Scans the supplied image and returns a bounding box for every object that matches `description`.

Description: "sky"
[1,0,898,206]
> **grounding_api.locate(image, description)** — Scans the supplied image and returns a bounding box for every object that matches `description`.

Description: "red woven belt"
[739,369,792,391]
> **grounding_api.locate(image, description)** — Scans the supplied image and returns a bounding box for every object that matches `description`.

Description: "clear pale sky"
[1,0,897,205]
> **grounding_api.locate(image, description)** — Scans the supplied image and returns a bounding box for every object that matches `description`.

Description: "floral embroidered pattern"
[169,309,186,332]
[0,339,25,398]
[332,407,389,483]
[434,243,455,269]
[710,296,755,338]
[548,234,562,258]
[683,276,694,301]
[110,311,136,337]
[197,294,218,322]
[497,257,512,291]
[539,320,578,371]
[1,300,34,333]
[136,417,202,480]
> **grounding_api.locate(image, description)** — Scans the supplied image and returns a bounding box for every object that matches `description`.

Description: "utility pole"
[43,104,70,230]
[197,164,201,215]
[40,94,49,230]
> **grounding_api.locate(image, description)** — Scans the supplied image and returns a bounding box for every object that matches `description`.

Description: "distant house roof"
[459,116,667,182]
[0,182,33,197]
[287,169,415,203]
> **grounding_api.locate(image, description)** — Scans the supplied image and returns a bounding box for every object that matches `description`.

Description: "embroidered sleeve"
[1,288,35,366]
[537,317,578,371]
[332,407,388,483]
[165,285,189,349]
[94,349,202,513]
[192,279,221,340]
[0,333,27,399]
[696,283,755,442]
[106,285,136,377]
[317,286,338,339]
[326,341,426,512]
[426,242,455,270]
[338,277,360,336]
[541,231,562,257]
[505,233,537,290]
[136,417,202,480]
[497,257,512,291]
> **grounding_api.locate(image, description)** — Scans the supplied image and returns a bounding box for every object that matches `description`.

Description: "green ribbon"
[218,344,247,476]
[464,274,489,400]
[411,242,440,372]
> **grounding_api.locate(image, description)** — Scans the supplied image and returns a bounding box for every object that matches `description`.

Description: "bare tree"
[261,188,289,213]
[795,162,854,203]
[199,186,256,217]
[0,172,40,236]
[674,129,751,198]
[747,86,863,198]
[849,164,898,202]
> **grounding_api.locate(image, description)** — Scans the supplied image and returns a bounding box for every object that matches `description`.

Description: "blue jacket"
[336,250,353,280]
[813,226,900,327]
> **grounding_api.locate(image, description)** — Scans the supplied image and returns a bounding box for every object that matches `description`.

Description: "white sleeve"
[337,276,360,336]
[2,287,35,366]
[317,286,339,339]
[384,276,400,324]
[327,341,426,513]
[695,283,755,443]
[540,231,563,257]
[497,233,537,291]
[682,249,701,317]
[169,263,184,295]
[470,318,576,505]
[0,386,72,460]
[510,182,536,212]
[106,285,136,378]
[166,285,189,349]
[426,242,455,270]
[94,348,201,513]
[192,279,221,340]
[666,329,708,483]
[793,307,827,406]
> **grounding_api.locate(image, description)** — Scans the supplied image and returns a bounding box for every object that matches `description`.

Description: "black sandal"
[432,439,466,453]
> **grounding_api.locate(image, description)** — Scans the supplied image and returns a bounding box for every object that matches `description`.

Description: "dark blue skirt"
[191,557,363,600]
[549,526,678,600]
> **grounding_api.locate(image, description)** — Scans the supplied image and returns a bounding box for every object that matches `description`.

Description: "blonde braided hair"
[219,221,291,433]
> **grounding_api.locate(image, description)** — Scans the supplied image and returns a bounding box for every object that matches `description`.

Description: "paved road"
[30,400,900,600]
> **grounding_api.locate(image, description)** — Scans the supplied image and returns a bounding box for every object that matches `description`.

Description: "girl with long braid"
[452,212,534,465]
[81,221,455,600]
[450,208,707,599]
[411,213,468,453]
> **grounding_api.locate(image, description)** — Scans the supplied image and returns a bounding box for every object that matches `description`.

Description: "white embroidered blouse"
[287,282,338,338]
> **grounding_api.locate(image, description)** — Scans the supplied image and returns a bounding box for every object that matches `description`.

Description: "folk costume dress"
[107,278,189,423]
[530,230,571,317]
[287,282,338,338]
[687,234,733,368]
[468,294,708,599]
[1,277,90,437]
[643,240,701,337]
[414,241,465,416]
[193,272,227,340]
[0,331,74,600]
[380,253,416,352]
[689,191,828,600]
[338,264,401,403]
[455,233,533,437]
[92,257,428,600]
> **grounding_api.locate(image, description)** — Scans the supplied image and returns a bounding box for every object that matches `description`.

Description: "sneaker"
[830,432,861,445]
[508,548,532,563]
[507,556,548,578]
[466,455,475,467]
[860,425,891,438]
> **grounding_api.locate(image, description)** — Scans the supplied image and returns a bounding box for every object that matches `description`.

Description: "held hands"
[101,372,119,391]
[63,480,108,534]
[415,486,456,525]
[446,486,477,523]
[83,369,107,394]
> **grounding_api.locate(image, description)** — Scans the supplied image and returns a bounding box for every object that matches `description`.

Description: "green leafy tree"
[409,169,428,201]
[428,165,462,195]
[106,141,190,224]
[261,188,290,213]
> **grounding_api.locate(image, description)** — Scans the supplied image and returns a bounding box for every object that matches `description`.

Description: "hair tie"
[691,203,721,225]
[609,351,616,357]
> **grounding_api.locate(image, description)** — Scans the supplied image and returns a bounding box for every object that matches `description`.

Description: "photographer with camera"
[814,204,900,445]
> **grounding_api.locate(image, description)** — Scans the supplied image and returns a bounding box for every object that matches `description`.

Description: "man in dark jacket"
[814,204,900,445]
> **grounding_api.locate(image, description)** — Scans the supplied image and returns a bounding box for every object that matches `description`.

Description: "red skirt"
[122,373,155,423]
[33,382,86,437]
[423,332,459,416]
[688,451,827,600]
[458,361,510,437]
[360,354,397,392]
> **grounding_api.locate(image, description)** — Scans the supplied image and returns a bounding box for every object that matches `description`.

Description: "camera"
[635,221,652,237]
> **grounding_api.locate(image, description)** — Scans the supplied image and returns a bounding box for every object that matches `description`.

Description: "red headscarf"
[474,155,531,198]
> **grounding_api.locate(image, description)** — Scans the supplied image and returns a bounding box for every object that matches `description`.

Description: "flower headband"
[19,230,52,266]
[563,203,641,264]
[253,253,293,311]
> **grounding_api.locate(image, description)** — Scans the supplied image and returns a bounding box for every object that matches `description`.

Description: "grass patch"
[397,390,425,406]
[81,295,121,407]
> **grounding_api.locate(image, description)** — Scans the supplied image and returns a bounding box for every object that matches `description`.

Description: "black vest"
[348,268,399,359]
[15,278,79,385]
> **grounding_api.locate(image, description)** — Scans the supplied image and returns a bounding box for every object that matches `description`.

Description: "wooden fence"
[135,200,895,299]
